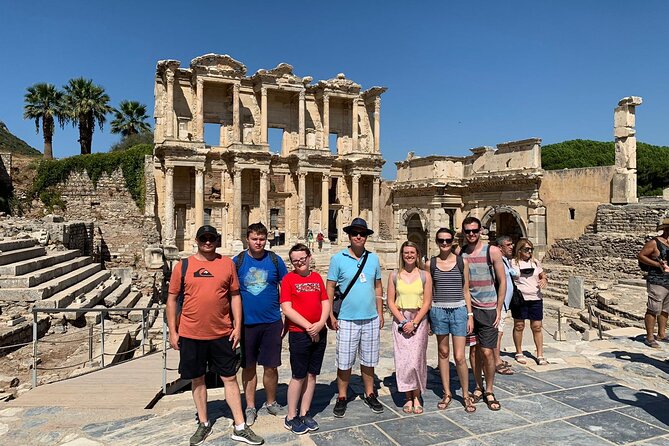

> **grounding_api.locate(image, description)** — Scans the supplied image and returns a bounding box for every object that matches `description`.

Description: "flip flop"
[437,394,452,410]
[515,353,527,364]
[536,356,548,365]
[402,401,413,414]
[412,405,424,414]
[496,363,514,375]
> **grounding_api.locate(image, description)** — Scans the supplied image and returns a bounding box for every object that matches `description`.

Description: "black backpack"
[235,249,280,274]
[429,254,465,286]
[175,257,189,328]
[639,238,666,272]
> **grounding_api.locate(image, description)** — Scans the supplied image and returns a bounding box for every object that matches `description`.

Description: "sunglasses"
[348,230,368,238]
[290,256,309,265]
[521,247,534,253]
[437,238,454,245]
[463,228,480,235]
[198,236,217,243]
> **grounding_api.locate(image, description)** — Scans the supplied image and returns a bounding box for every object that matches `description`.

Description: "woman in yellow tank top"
[387,241,433,414]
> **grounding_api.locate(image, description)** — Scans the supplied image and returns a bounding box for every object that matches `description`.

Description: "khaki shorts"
[498,308,509,333]
[647,282,669,315]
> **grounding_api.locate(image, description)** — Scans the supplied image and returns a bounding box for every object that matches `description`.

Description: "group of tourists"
[166,217,550,446]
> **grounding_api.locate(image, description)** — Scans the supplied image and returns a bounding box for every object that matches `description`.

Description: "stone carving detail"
[317,73,361,94]
[190,53,247,76]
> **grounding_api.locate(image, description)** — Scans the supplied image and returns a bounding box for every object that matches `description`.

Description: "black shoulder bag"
[332,250,369,319]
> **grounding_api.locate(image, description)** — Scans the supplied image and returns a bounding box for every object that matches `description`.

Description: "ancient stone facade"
[153,54,386,252]
[392,139,547,258]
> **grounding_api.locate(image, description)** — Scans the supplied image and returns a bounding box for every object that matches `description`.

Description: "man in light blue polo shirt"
[326,217,384,418]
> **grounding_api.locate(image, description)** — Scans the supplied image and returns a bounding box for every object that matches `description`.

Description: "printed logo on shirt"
[295,282,321,293]
[243,267,268,295]
[194,268,214,278]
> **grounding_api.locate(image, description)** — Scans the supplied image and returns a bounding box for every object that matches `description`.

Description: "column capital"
[165,166,174,176]
[297,170,308,179]
[321,172,330,181]
[373,176,381,184]
[233,82,240,92]
[166,71,175,82]
[196,77,204,87]
[259,168,270,178]
[375,96,381,109]
[233,168,243,179]
[261,86,267,96]
[195,166,205,175]
[351,173,361,181]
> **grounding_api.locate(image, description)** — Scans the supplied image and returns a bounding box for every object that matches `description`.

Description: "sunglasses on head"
[437,238,453,245]
[463,228,480,234]
[198,235,217,243]
[348,230,368,237]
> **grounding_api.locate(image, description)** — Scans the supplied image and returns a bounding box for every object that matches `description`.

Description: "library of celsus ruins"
[153,54,385,252]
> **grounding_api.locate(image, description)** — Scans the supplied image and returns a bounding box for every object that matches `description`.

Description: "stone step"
[128,295,153,322]
[580,305,634,331]
[103,280,132,307]
[617,278,646,288]
[542,289,568,304]
[34,270,112,309]
[67,277,121,318]
[0,262,102,302]
[0,238,37,252]
[0,246,46,266]
[0,250,81,276]
[115,291,142,318]
[0,256,92,288]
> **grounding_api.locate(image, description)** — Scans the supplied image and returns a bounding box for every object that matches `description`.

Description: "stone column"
[322,94,330,151]
[351,97,358,151]
[233,169,243,241]
[165,71,175,138]
[260,87,268,145]
[351,173,360,218]
[374,97,381,152]
[321,173,329,236]
[164,166,175,245]
[194,166,205,231]
[196,78,204,141]
[298,171,307,239]
[372,176,380,235]
[259,168,269,225]
[232,83,240,143]
[612,96,642,204]
[298,90,305,147]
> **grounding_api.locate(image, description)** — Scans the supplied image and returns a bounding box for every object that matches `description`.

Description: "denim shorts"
[429,306,468,337]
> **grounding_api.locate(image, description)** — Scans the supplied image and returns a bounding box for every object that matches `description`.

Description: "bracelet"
[467,312,474,316]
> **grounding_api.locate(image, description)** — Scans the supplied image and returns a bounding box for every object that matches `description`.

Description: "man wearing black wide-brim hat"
[326,217,385,417]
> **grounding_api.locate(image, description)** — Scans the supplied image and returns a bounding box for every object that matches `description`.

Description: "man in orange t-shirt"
[166,225,264,446]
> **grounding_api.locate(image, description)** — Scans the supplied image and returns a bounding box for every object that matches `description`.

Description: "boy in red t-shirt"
[279,243,330,434]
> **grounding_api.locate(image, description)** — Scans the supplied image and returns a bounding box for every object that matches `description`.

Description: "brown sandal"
[464,396,477,413]
[471,388,484,403]
[437,394,452,410]
[484,392,501,411]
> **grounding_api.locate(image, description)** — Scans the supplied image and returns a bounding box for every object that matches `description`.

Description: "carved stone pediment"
[190,54,247,77]
[252,63,310,87]
[156,60,181,75]
[361,86,388,99]
[317,73,361,94]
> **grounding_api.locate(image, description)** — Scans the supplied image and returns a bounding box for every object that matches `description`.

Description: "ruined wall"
[595,203,667,233]
[0,153,11,193]
[59,169,160,268]
[541,166,615,246]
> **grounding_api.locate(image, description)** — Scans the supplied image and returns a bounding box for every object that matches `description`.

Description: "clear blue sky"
[2,1,668,179]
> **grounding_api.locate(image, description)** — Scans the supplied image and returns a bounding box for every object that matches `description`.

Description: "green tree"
[110,100,151,137]
[23,83,65,159]
[63,78,112,155]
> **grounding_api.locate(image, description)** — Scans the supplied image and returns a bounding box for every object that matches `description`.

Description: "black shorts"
[241,320,283,369]
[178,336,241,379]
[288,329,327,379]
[473,308,498,349]
[511,299,543,321]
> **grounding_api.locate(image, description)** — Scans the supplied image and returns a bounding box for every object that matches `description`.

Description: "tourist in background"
[494,235,516,375]
[280,243,330,434]
[511,238,548,365]
[307,229,314,250]
[425,228,476,413]
[638,217,669,348]
[387,241,432,414]
[317,230,325,251]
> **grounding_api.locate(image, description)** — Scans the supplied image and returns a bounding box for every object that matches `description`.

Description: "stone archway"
[480,206,527,243]
[406,213,428,259]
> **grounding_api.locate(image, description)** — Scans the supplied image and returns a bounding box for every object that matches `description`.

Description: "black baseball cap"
[196,225,219,239]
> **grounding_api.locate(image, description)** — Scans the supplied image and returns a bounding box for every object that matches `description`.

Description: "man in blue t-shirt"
[233,222,288,426]
[326,217,384,418]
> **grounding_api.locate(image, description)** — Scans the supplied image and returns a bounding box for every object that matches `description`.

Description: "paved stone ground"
[1,317,669,445]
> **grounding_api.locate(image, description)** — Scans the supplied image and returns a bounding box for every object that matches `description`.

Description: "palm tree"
[110,100,151,137]
[63,78,112,155]
[23,83,65,159]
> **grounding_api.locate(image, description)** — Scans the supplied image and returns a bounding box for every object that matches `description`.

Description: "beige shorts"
[647,282,669,315]
[498,308,509,333]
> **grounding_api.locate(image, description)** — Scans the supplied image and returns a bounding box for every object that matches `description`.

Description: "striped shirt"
[431,263,466,309]
[462,245,497,310]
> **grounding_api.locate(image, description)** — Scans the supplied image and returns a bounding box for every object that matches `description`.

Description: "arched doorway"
[481,207,526,243]
[406,214,428,260]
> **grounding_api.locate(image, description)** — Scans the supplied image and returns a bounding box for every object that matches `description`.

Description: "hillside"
[542,139,669,196]
[0,122,41,156]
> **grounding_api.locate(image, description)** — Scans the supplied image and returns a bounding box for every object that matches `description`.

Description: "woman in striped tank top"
[424,228,476,413]
[387,241,433,415]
